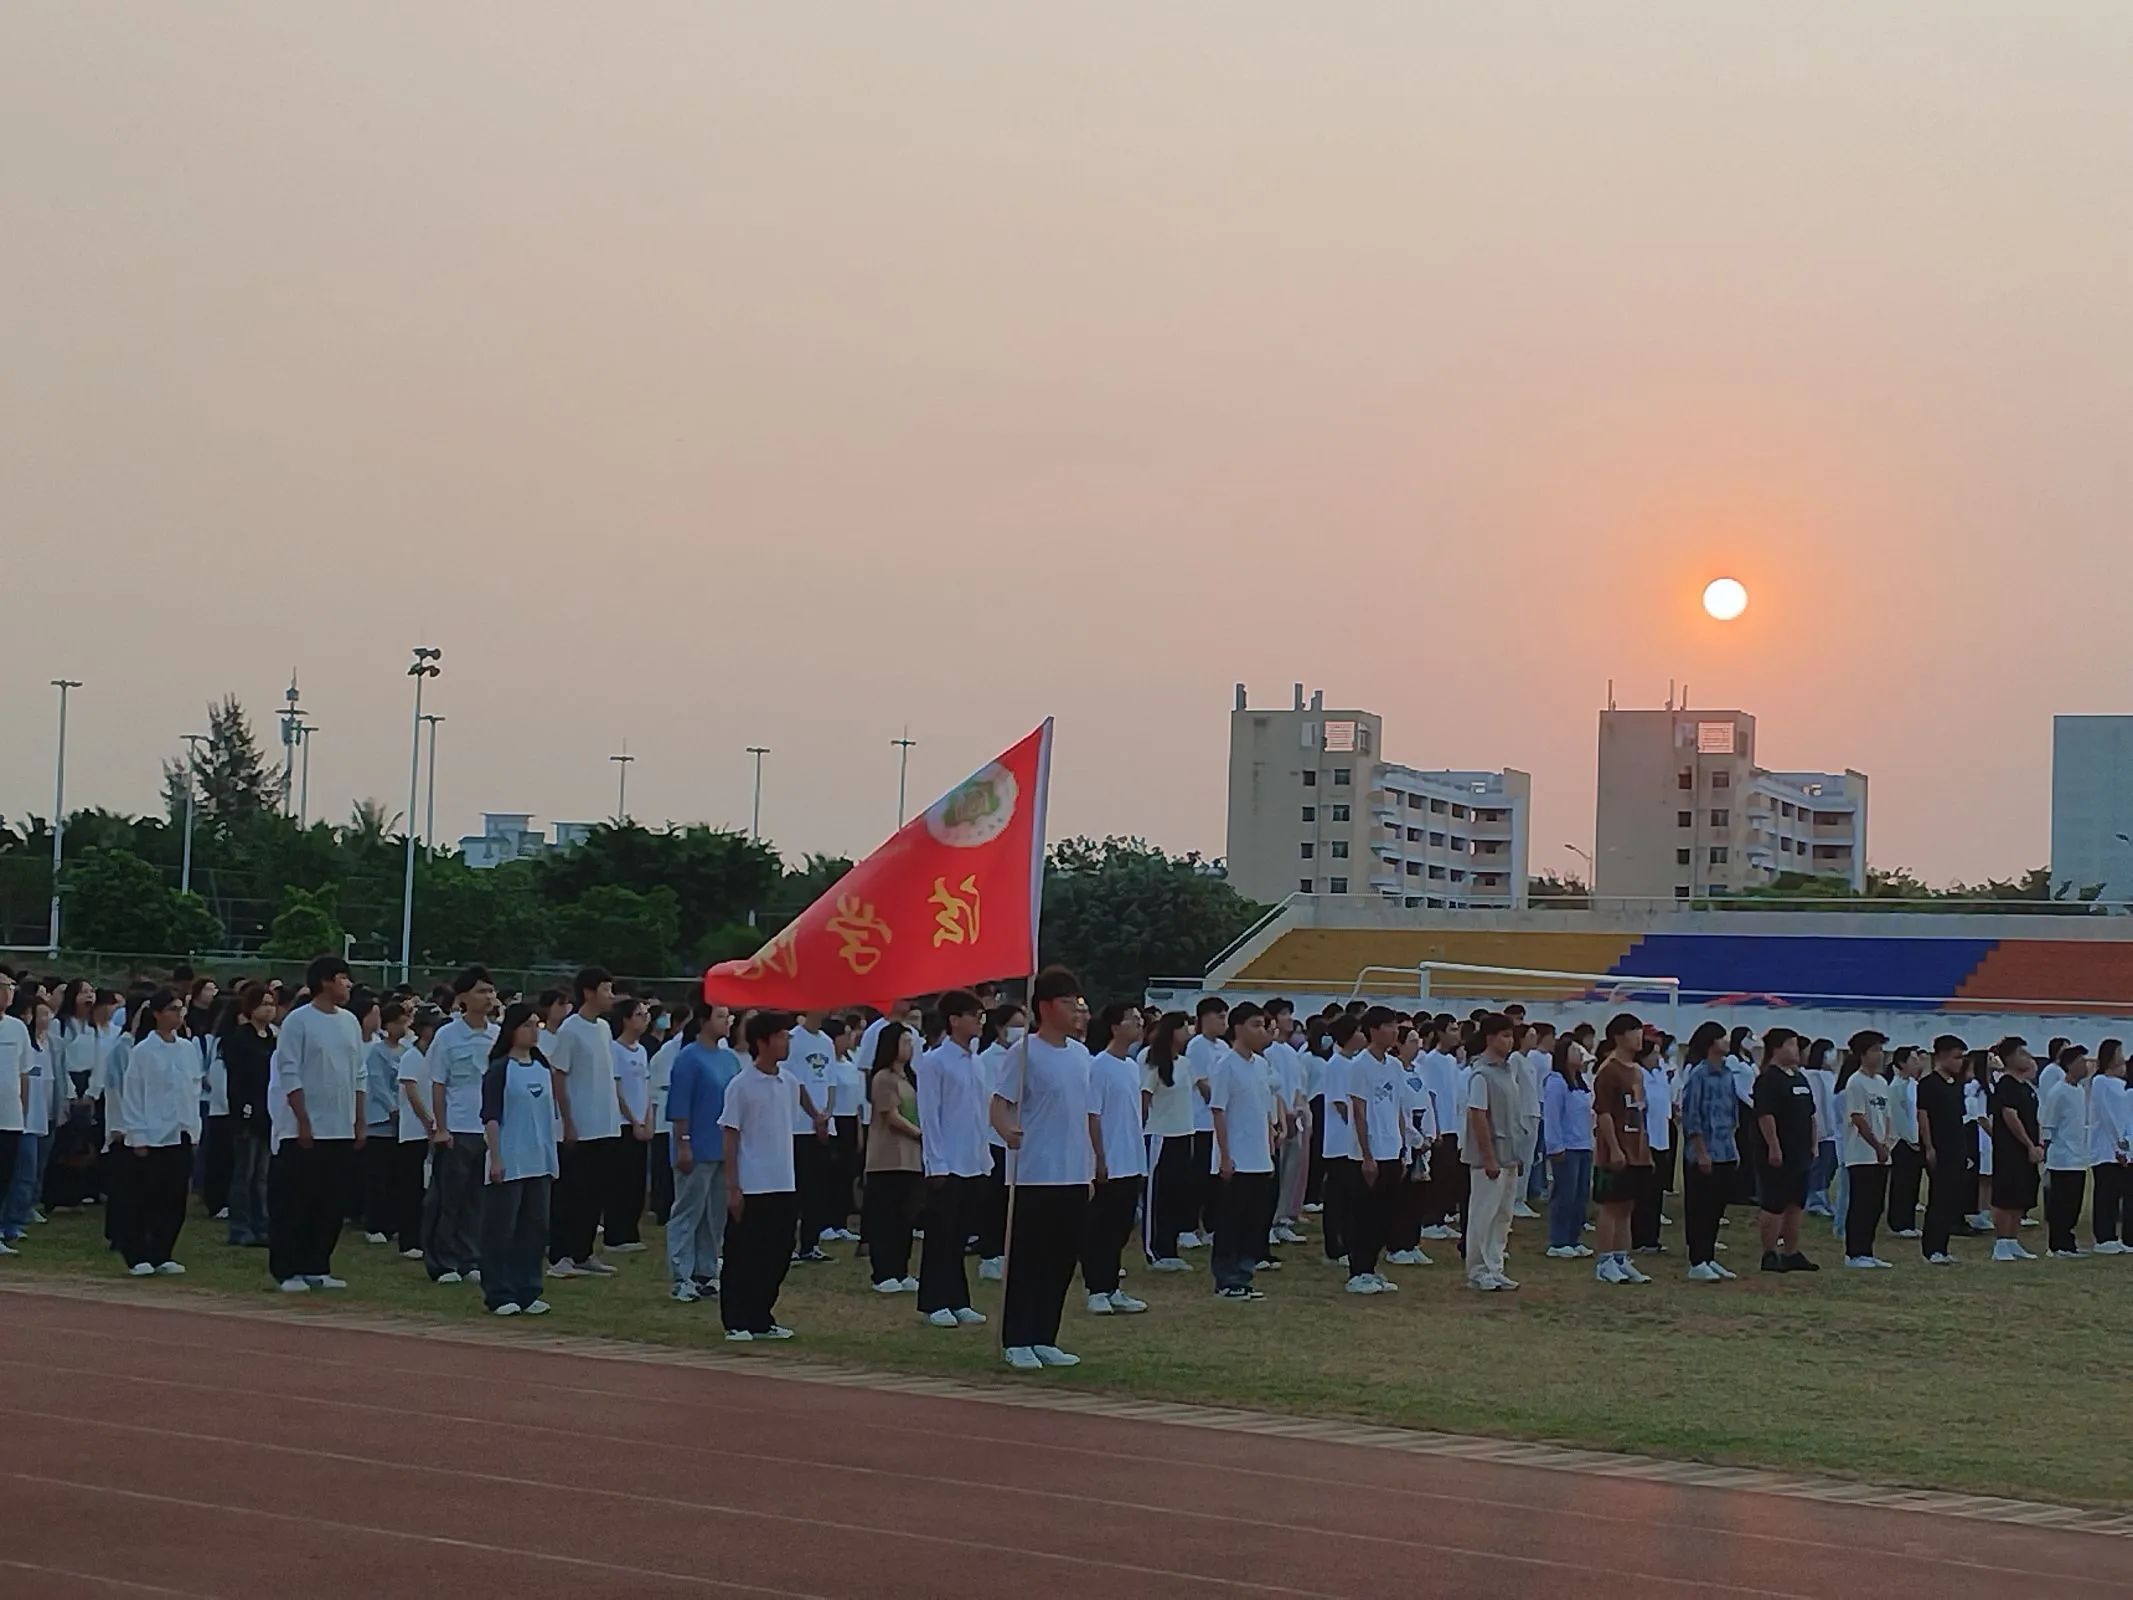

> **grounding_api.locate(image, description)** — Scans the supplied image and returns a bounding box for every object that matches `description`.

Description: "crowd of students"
[4,957,2128,1372]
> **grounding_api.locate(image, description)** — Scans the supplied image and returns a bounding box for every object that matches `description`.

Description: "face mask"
[1003,1025,1027,1046]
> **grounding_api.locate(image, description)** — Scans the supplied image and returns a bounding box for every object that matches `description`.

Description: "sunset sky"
[3,4,2128,884]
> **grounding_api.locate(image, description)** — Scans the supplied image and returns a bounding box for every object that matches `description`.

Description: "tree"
[263,883,347,960]
[553,884,683,977]
[533,824,780,952]
[342,798,403,851]
[1528,871,1591,910]
[1725,866,2103,915]
[163,695,277,829]
[415,857,545,967]
[1039,837,1265,1003]
[61,846,225,954]
[775,852,854,919]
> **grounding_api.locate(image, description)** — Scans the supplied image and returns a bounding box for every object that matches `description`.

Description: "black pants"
[1426,1135,1466,1227]
[550,1136,615,1264]
[973,1161,1009,1258]
[1320,1155,1353,1260]
[1632,1144,1676,1249]
[1145,1135,1197,1261]
[361,1134,398,1236]
[1305,1094,1328,1205]
[268,1140,353,1283]
[1344,1161,1403,1278]
[1190,1131,1217,1234]
[391,1138,428,1253]
[721,1188,798,1334]
[1846,1163,1890,1260]
[917,1174,978,1312]
[1922,1152,1972,1258]
[604,1133,649,1247]
[1682,1157,1731,1265]
[649,1132,674,1225]
[1388,1162,1428,1253]
[1002,1184,1088,1350]
[2091,1163,2127,1247]
[795,1132,840,1248]
[831,1117,860,1230]
[424,1134,484,1278]
[123,1141,192,1267]
[480,1175,550,1311]
[1082,1174,1142,1295]
[200,1115,234,1216]
[862,1168,922,1284]
[1212,1170,1270,1292]
[2047,1168,2087,1255]
[1886,1143,1923,1232]
[102,1140,130,1250]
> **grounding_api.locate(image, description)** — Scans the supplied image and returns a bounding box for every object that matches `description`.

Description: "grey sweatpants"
[667,1158,727,1285]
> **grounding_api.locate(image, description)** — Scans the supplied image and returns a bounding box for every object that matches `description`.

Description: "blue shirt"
[1677,1063,1741,1164]
[667,1043,741,1167]
[1541,1072,1594,1154]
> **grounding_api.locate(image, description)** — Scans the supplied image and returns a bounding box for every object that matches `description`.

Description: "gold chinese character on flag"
[826,894,894,976]
[929,874,981,948]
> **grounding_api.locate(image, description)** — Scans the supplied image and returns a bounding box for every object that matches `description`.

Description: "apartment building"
[1225,684,1531,909]
[2051,714,2133,906]
[1593,707,1867,903]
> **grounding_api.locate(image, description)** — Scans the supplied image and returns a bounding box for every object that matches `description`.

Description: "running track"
[1,1286,2127,1599]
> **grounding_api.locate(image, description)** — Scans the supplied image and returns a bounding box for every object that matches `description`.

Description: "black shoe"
[1782,1252,1820,1273]
[1761,1251,1788,1272]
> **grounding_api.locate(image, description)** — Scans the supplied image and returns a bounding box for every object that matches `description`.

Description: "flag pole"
[996,718,1054,1354]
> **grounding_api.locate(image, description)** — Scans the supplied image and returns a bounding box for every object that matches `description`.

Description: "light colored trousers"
[1464,1166,1517,1284]
[1275,1113,1310,1224]
[667,1158,728,1285]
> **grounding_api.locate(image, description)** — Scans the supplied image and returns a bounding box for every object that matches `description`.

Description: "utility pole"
[296,723,318,827]
[278,673,303,816]
[746,747,769,841]
[401,647,442,982]
[892,729,917,827]
[610,743,636,824]
[180,731,208,896]
[420,714,444,847]
[48,679,82,957]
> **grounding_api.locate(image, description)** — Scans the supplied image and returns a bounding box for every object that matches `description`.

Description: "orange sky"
[3,4,2128,884]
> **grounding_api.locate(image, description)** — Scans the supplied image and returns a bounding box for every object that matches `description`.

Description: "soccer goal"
[1349,961,1682,1030]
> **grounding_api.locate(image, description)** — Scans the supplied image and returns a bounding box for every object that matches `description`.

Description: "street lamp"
[48,679,82,957]
[892,730,917,827]
[420,714,444,847]
[179,732,208,897]
[296,722,319,827]
[400,647,442,982]
[610,744,636,824]
[1563,843,1595,884]
[746,746,769,841]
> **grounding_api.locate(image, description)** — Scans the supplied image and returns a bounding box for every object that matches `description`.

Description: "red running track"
[0,1287,2127,1599]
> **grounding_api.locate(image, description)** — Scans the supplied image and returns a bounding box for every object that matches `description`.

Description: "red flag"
[703,720,1054,1009]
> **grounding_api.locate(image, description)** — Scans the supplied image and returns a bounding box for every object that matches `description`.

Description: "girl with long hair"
[479,1002,558,1316]
[115,989,198,1276]
[1139,1011,1196,1270]
[1541,1035,1596,1256]
[860,1023,923,1291]
[220,982,278,1248]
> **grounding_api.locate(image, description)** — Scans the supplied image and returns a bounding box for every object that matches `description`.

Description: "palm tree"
[343,798,404,850]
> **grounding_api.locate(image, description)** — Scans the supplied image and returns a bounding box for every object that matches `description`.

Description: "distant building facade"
[2051,715,2133,907]
[459,812,598,869]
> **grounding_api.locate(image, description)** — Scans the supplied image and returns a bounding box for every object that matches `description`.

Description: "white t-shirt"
[270,1003,366,1150]
[612,1039,650,1126]
[1643,1063,1674,1153]
[977,1042,1011,1151]
[1089,1048,1148,1179]
[427,1017,499,1137]
[827,1052,864,1119]
[782,1025,835,1134]
[204,1037,228,1119]
[22,1042,53,1131]
[1184,1034,1224,1134]
[1839,1070,1894,1167]
[554,1013,620,1141]
[0,1014,35,1134]
[648,1035,683,1135]
[1420,1050,1463,1142]
[1209,1049,1277,1174]
[718,1065,801,1193]
[1140,1053,1196,1140]
[1807,1067,1838,1147]
[998,1035,1095,1187]
[1349,1050,1403,1163]
[1320,1051,1360,1160]
[1264,1040,1306,1115]
[2089,1074,2129,1167]
[397,1039,432,1142]
[1397,1061,1437,1153]
[2041,1079,2091,1172]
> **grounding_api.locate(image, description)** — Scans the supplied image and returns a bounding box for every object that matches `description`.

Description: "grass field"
[8,1198,2129,1507]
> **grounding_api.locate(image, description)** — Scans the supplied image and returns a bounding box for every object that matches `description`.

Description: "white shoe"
[2094,1240,2130,1255]
[1273,1225,1307,1245]
[926,1308,959,1328]
[1992,1239,2023,1262]
[435,1271,463,1284]
[1344,1274,1384,1295]
[578,1259,619,1277]
[1844,1256,1878,1269]
[1571,1244,1595,1257]
[466,1269,481,1284]
[1087,1292,1114,1315]
[1421,1224,1459,1241]
[494,1302,521,1317]
[1384,1248,1425,1266]
[1108,1291,1148,1313]
[1595,1258,1629,1284]
[952,1306,987,1326]
[548,1259,586,1279]
[1177,1231,1204,1249]
[2013,1243,2038,1260]
[725,1329,755,1342]
[399,1247,424,1260]
[155,1261,185,1276]
[128,1261,156,1277]
[0,1240,16,1256]
[278,1277,310,1293]
[819,1228,841,1243]
[675,1283,703,1302]
[1686,1261,1722,1282]
[1004,1346,1043,1371]
[1545,1245,1580,1259]
[1714,1262,1739,1280]
[2021,1216,2039,1227]
[1302,1203,1324,1214]
[1369,1273,1400,1292]
[1967,1213,1993,1232]
[898,1276,918,1290]
[2050,1248,2087,1260]
[1617,1261,1652,1284]
[1512,1202,1538,1219]
[1149,1257,1191,1272]
[1484,1272,1519,1291]
[872,1278,906,1295]
[524,1299,550,1315]
[762,1325,794,1340]
[1033,1345,1079,1367]
[1869,1257,1894,1269]
[977,1257,1004,1281]
[209,1208,225,1222]
[1894,1228,1921,1239]
[1926,1252,1958,1266]
[610,1241,648,1254]
[1658,1214,1674,1226]
[308,1275,347,1290]
[364,1232,388,1245]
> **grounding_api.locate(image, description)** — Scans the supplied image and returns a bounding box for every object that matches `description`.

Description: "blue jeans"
[1804,1140,1839,1216]
[227,1124,271,1245]
[1,1131,46,1236]
[1547,1149,1593,1249]
[1526,1126,1550,1201]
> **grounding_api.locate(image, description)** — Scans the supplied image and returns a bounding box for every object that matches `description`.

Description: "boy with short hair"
[1209,1002,1278,1301]
[1589,1013,1654,1285]
[718,1010,802,1341]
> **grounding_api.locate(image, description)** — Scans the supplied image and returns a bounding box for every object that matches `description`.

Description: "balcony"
[1370,838,1400,861]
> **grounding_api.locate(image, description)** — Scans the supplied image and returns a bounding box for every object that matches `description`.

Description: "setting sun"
[1702,577,1749,621]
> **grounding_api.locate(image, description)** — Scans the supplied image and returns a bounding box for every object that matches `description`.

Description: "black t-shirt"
[1988,1076,2039,1165]
[1752,1065,1817,1167]
[1917,1070,1969,1162]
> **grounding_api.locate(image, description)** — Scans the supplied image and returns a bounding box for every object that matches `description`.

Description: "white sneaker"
[1992,1239,2023,1262]
[1149,1257,1191,1273]
[762,1325,794,1340]
[1384,1248,1423,1265]
[2021,1216,2039,1227]
[1894,1228,1921,1239]
[1967,1213,1993,1232]
[1926,1252,1958,1266]
[548,1259,586,1279]
[127,1261,155,1277]
[435,1271,463,1284]
[926,1308,959,1328]
[466,1269,481,1284]
[1658,1214,1674,1226]
[493,1302,521,1317]
[1545,1245,1579,1258]
[0,1240,16,1256]
[2050,1248,2087,1260]
[1844,1256,1878,1269]
[2094,1240,2130,1255]
[2013,1243,2038,1260]
[278,1277,310,1293]
[1484,1272,1519,1291]
[523,1299,550,1315]
[1033,1345,1079,1367]
[675,1283,703,1303]
[1869,1257,1894,1269]
[1617,1261,1652,1284]
[1177,1231,1204,1249]
[1108,1291,1148,1314]
[977,1257,1004,1281]
[1087,1292,1114,1315]
[364,1232,388,1245]
[208,1208,224,1222]
[1004,1346,1043,1371]
[610,1241,648,1254]
[872,1278,906,1295]
[155,1261,185,1276]
[725,1329,755,1342]
[1571,1244,1595,1257]
[952,1306,987,1326]
[308,1275,347,1290]
[1344,1274,1384,1295]
[399,1247,424,1260]
[1512,1202,1538,1219]
[1368,1273,1400,1292]
[819,1228,840,1243]
[1422,1224,1460,1241]
[899,1277,919,1290]
[1686,1261,1722,1282]
[578,1259,619,1277]
[1302,1203,1324,1214]
[1273,1225,1307,1245]
[1714,1262,1739,1280]
[1595,1258,1629,1284]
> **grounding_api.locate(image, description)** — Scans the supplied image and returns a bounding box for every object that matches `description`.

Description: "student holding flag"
[992,966,1094,1371]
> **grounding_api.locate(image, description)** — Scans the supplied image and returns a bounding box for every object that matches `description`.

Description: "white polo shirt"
[427,1017,499,1137]
[718,1065,801,1194]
